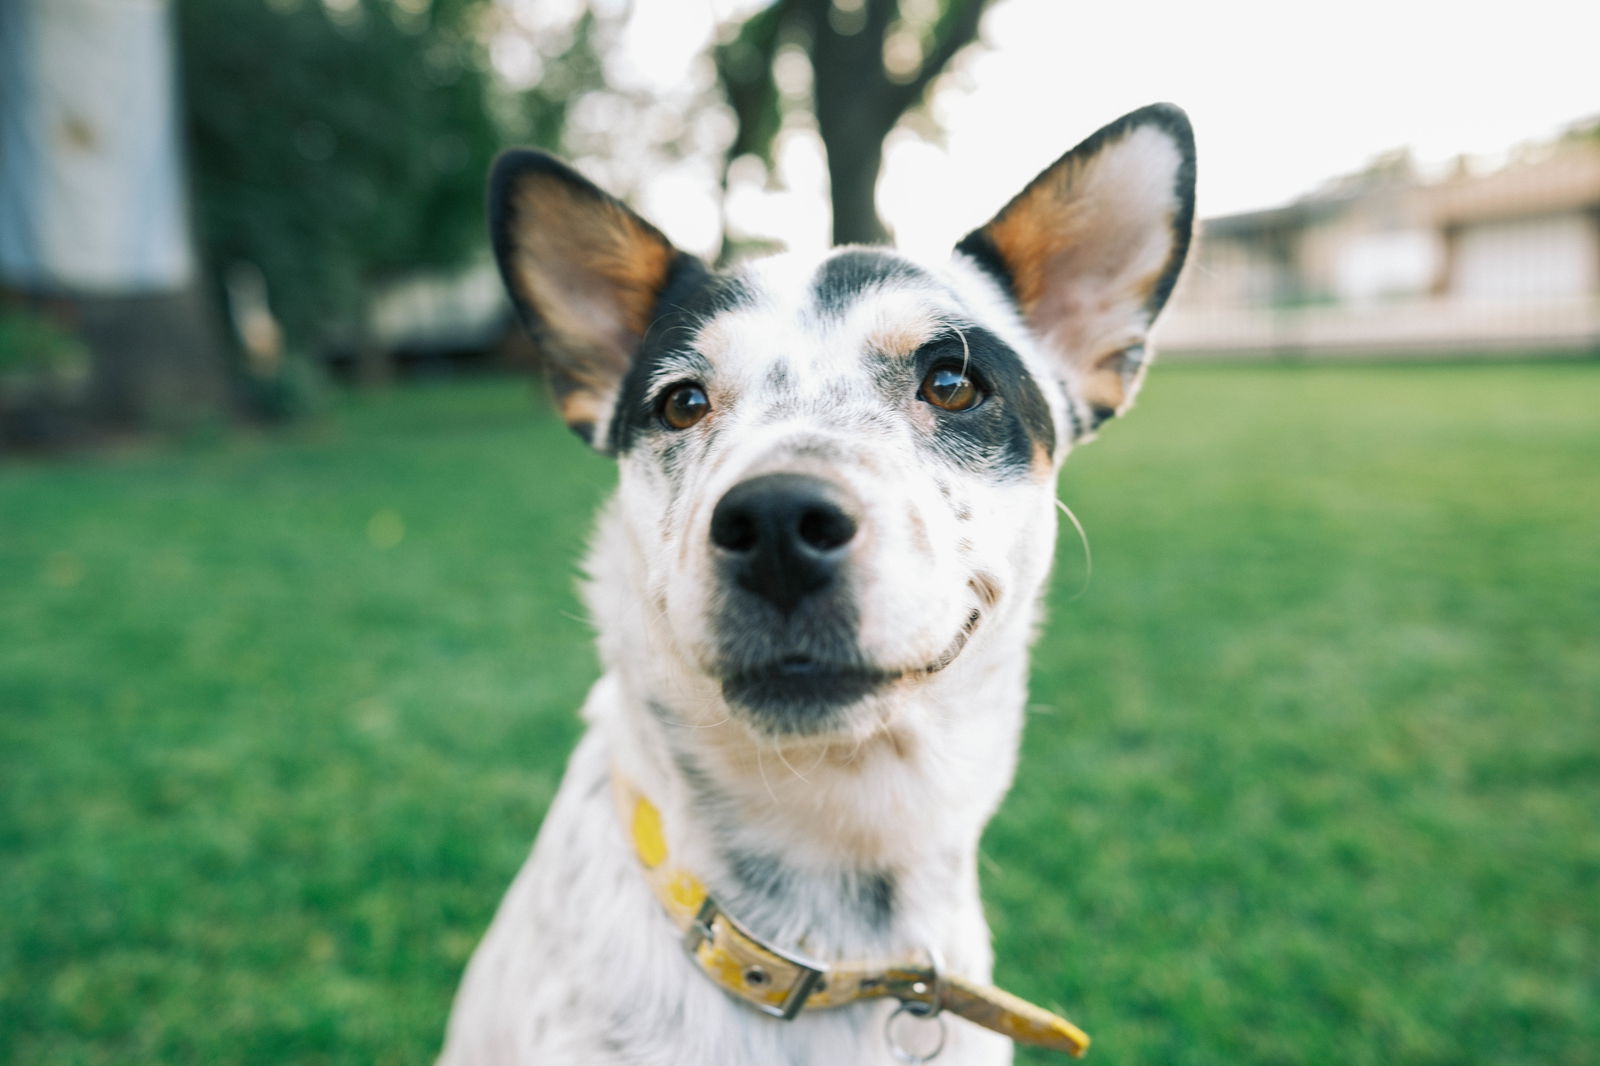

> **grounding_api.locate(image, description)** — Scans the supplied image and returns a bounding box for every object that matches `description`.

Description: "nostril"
[711,508,758,554]
[797,505,856,552]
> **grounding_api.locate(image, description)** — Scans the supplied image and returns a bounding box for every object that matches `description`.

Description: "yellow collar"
[614,772,1090,1057]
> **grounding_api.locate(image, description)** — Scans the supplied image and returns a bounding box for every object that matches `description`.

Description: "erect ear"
[956,103,1195,431]
[489,150,701,449]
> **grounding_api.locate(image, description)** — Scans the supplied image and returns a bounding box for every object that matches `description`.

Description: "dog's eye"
[919,366,985,412]
[660,382,711,430]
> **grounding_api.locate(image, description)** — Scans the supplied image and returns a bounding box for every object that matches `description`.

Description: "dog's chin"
[716,610,984,736]
[721,659,894,735]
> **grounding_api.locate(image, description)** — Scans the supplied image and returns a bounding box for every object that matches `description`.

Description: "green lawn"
[2,364,1596,1065]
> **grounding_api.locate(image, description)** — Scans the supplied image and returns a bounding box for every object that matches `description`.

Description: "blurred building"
[1,0,224,437]
[1159,128,1600,357]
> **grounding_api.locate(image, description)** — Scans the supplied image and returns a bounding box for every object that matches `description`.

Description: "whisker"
[774,744,811,784]
[754,742,779,804]
[1055,496,1093,600]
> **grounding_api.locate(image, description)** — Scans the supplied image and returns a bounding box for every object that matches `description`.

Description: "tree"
[715,0,994,246]
[175,0,600,395]
[178,0,490,366]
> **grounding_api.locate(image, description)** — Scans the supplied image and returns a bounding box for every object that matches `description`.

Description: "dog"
[439,103,1195,1066]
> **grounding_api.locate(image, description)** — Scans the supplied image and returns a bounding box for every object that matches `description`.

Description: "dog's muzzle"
[708,473,878,721]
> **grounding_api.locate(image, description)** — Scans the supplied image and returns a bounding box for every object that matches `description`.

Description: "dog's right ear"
[489,150,699,449]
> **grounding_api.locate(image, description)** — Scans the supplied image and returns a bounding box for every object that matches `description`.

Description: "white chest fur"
[438,714,1016,1066]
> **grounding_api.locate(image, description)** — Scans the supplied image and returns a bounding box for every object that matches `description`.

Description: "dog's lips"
[773,656,844,677]
[722,657,893,714]
[721,607,984,715]
[916,607,983,676]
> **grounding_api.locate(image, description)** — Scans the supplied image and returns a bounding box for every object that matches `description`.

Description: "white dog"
[440,103,1196,1066]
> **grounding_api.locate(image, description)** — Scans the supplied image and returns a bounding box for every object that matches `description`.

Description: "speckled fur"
[440,104,1195,1066]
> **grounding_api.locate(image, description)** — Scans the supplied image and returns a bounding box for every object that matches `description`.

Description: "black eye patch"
[903,325,1056,477]
[609,268,751,455]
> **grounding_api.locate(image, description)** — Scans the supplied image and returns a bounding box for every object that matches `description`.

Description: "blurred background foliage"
[175,0,606,395]
[179,0,509,354]
[2,0,996,442]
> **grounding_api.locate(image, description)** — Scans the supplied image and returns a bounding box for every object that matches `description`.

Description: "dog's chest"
[439,727,1012,1066]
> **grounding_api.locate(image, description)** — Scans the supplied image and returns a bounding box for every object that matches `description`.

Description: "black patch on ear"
[810,249,931,318]
[905,324,1055,477]
[606,269,755,455]
[953,228,1017,305]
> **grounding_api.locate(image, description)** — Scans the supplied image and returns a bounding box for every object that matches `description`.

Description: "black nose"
[710,473,859,614]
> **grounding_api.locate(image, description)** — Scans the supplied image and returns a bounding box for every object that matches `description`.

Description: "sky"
[592,0,1599,261]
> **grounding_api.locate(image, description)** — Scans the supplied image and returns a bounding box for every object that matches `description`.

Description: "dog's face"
[606,249,1062,734]
[490,105,1195,738]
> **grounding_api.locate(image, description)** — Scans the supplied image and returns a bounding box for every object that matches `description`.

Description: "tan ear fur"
[959,104,1196,427]
[489,151,683,445]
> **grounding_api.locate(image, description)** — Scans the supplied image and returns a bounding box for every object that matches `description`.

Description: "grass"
[1,364,1595,1065]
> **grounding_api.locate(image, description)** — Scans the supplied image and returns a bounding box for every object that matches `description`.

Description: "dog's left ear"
[957,103,1196,429]
[489,150,700,449]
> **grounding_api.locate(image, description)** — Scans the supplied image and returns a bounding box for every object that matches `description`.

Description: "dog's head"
[490,105,1194,738]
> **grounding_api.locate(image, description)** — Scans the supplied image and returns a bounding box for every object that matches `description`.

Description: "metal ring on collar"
[886,1000,949,1064]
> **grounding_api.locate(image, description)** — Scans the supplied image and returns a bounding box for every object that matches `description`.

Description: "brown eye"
[920,366,985,412]
[661,382,711,430]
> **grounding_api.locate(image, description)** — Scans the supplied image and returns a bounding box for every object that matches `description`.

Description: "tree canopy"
[176,0,595,352]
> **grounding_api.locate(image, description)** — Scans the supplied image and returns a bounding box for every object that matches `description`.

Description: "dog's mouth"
[722,657,893,715]
[720,608,984,719]
[917,607,984,676]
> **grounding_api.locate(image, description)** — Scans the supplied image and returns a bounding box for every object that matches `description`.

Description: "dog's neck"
[581,500,1040,967]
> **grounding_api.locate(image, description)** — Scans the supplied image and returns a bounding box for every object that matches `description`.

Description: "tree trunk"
[824,136,890,245]
[808,0,898,245]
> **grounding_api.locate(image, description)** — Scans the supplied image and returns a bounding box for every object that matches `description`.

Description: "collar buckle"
[683,895,828,1020]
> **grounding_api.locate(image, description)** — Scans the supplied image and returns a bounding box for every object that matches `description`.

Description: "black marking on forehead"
[810,249,931,318]
[906,324,1056,478]
[607,265,754,454]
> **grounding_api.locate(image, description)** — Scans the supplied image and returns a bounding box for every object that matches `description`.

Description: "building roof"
[1424,144,1600,225]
